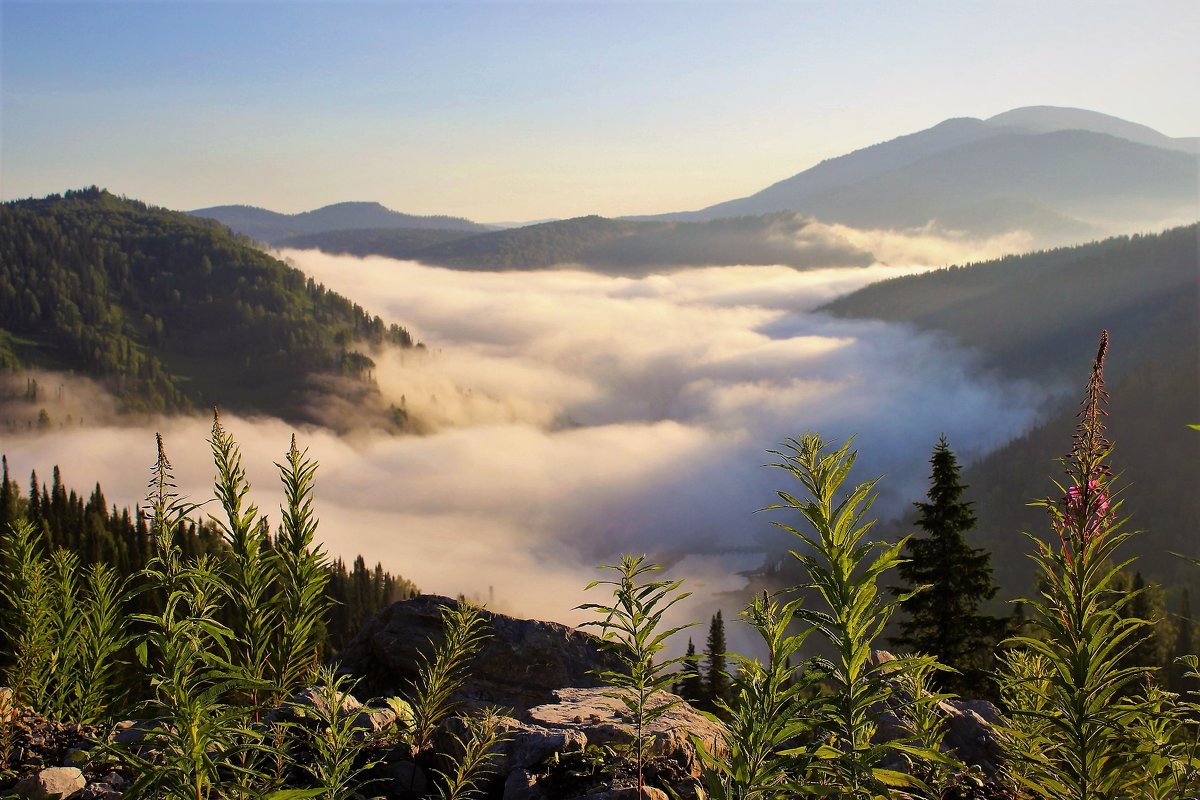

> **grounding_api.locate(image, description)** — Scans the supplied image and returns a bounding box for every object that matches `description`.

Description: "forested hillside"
[190,201,488,245]
[276,226,476,258]
[0,188,415,420]
[285,211,874,273]
[824,225,1199,591]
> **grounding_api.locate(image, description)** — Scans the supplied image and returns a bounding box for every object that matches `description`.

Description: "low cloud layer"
[3,248,1045,628]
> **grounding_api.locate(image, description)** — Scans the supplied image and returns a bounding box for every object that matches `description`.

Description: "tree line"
[0,449,417,664]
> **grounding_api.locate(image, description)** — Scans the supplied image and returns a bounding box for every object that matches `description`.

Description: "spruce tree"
[891,435,1005,697]
[676,638,705,705]
[705,610,731,709]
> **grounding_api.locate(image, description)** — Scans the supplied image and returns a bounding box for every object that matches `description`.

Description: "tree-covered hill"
[289,211,875,273]
[0,188,416,420]
[190,201,489,245]
[822,225,1199,592]
[275,226,477,259]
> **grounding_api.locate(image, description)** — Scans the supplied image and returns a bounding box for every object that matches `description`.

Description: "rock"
[503,768,544,800]
[353,707,399,737]
[14,766,86,799]
[62,748,91,768]
[504,720,587,771]
[372,759,428,795]
[526,688,726,779]
[942,700,1005,776]
[568,788,670,800]
[110,719,166,745]
[288,686,363,719]
[336,596,626,713]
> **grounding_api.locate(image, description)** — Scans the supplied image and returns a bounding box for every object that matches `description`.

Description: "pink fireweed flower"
[1064,479,1110,539]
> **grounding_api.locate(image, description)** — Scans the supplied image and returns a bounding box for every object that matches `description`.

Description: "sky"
[2,1,1199,221]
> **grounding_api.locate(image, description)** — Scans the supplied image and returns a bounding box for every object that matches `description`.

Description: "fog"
[2,248,1047,632]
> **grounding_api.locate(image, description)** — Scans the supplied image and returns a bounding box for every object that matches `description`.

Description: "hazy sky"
[3,1,1198,221]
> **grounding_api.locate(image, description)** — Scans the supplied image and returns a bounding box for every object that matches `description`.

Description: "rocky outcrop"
[526,688,726,781]
[336,595,625,712]
[14,766,87,799]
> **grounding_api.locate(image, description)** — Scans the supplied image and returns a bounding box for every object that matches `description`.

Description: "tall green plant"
[768,434,936,797]
[578,554,695,797]
[0,522,130,724]
[291,666,381,800]
[434,707,513,800]
[408,600,492,755]
[0,519,56,712]
[271,434,331,696]
[125,434,266,800]
[997,331,1154,799]
[694,591,816,800]
[209,411,277,708]
[66,560,131,723]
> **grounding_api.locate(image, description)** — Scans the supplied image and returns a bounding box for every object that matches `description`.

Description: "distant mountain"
[823,225,1199,592]
[276,227,478,259]
[985,106,1200,154]
[1,188,416,425]
[652,107,1199,244]
[189,201,489,245]
[284,212,876,274]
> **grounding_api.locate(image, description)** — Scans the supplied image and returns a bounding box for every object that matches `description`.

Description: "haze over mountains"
[193,107,1198,273]
[647,106,1199,241]
[4,104,1198,617]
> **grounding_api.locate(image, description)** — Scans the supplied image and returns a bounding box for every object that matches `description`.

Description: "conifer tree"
[891,435,1005,696]
[677,638,704,705]
[705,610,731,709]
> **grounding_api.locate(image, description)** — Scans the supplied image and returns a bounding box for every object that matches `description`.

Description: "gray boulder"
[336,595,624,713]
[526,688,727,780]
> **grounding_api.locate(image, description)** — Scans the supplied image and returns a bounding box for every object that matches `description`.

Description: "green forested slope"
[295,212,874,273]
[824,225,1199,592]
[0,188,414,418]
[276,226,477,259]
[190,201,488,244]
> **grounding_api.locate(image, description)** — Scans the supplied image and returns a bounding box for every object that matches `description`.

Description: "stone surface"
[336,595,625,712]
[372,759,428,795]
[14,766,86,799]
[503,768,545,800]
[526,688,727,779]
[568,788,670,800]
[503,719,588,771]
[941,699,1005,776]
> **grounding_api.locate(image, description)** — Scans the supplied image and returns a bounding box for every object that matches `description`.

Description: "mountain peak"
[985,106,1195,152]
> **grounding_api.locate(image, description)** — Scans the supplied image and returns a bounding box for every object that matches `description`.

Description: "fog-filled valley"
[4,3,1200,793]
[1,241,1051,630]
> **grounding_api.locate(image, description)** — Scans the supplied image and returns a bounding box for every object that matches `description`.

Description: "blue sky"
[3,1,1198,221]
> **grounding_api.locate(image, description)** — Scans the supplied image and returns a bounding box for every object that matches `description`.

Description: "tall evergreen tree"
[705,610,731,709]
[676,638,705,705]
[890,435,1005,697]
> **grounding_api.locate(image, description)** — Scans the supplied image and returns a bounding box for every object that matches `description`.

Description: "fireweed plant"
[768,435,944,797]
[579,554,695,797]
[693,591,819,800]
[0,520,130,725]
[996,331,1162,799]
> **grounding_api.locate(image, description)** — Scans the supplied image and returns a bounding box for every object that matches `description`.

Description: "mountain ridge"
[634,106,1199,245]
[190,201,490,245]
